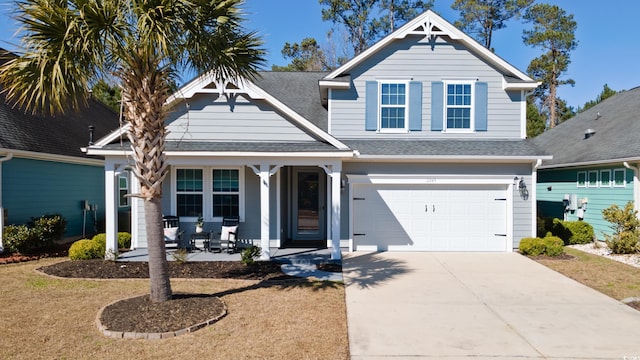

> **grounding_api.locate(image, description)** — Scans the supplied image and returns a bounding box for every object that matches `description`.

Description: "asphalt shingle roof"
[253,71,329,131]
[532,86,640,167]
[102,140,347,153]
[344,139,547,157]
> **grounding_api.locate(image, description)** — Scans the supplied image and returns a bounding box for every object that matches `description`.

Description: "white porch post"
[104,160,118,259]
[330,164,342,260]
[259,164,271,260]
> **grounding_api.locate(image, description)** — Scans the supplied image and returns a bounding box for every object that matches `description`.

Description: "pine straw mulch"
[36,259,324,335]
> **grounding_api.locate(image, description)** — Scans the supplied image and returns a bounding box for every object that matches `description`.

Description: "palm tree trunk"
[145,197,172,302]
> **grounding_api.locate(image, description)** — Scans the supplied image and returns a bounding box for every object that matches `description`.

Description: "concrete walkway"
[343,252,640,359]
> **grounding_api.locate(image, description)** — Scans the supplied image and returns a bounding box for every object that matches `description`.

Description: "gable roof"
[532,86,640,168]
[322,10,537,89]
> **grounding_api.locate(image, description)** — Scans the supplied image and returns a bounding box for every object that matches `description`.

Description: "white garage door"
[352,184,508,251]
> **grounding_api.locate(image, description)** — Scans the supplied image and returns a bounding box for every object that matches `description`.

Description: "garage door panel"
[353,184,508,251]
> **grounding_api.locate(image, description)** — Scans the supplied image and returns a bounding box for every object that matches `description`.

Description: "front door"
[292,168,326,241]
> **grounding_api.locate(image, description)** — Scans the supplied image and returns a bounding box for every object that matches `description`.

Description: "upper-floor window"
[446,83,473,130]
[380,82,407,131]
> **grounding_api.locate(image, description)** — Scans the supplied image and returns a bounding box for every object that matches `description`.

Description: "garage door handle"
[354,233,366,236]
[425,204,428,212]
[495,234,507,237]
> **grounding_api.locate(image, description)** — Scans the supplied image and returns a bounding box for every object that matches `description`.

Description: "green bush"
[542,236,565,256]
[602,202,640,254]
[69,239,103,260]
[117,232,132,249]
[240,245,262,266]
[519,237,546,256]
[536,217,555,238]
[2,224,40,253]
[30,214,67,244]
[519,236,565,257]
[91,233,107,256]
[606,230,639,255]
[550,219,594,245]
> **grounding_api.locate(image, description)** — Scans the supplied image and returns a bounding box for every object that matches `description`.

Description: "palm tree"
[0,0,264,302]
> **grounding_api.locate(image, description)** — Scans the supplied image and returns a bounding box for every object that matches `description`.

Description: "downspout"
[623,162,639,213]
[0,153,14,253]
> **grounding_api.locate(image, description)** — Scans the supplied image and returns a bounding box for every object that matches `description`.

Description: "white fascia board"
[349,154,552,163]
[325,10,533,82]
[538,157,640,170]
[0,147,103,166]
[503,78,541,91]
[91,123,130,148]
[318,80,351,90]
[86,148,354,159]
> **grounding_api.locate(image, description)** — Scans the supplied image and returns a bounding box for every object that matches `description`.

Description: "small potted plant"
[195,215,204,233]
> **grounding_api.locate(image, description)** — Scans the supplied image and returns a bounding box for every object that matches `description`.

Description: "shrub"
[69,239,103,260]
[563,221,594,245]
[91,233,107,257]
[602,202,640,254]
[30,214,67,244]
[117,232,132,249]
[2,224,40,253]
[606,231,639,255]
[519,237,546,256]
[542,236,565,256]
[240,245,261,265]
[519,236,565,257]
[536,217,555,238]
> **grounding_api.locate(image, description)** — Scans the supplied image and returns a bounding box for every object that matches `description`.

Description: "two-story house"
[87,10,549,259]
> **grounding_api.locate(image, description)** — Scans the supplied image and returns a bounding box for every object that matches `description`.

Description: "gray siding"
[330,37,523,139]
[165,94,317,142]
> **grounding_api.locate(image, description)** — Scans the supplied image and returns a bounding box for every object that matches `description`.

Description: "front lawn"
[534,247,640,301]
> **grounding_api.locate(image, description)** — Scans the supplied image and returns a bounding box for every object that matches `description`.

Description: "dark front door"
[292,168,326,242]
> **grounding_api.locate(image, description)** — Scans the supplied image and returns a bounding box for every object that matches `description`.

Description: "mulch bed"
[38,259,298,281]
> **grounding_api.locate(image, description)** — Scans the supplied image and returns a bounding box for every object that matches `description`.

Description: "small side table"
[190,232,210,251]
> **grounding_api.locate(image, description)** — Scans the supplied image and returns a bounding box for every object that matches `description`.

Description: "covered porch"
[103,154,349,261]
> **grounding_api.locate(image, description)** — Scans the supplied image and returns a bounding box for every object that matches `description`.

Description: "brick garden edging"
[95,295,228,339]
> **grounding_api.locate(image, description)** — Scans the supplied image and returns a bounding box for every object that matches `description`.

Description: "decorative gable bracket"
[396,15,462,41]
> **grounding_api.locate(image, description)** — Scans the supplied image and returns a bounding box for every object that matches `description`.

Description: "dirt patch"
[529,253,576,261]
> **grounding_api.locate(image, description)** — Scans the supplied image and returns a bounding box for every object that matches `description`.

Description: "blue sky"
[1,0,638,109]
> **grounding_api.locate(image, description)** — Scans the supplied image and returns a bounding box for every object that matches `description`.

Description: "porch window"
[118,174,129,207]
[176,169,203,217]
[212,169,240,218]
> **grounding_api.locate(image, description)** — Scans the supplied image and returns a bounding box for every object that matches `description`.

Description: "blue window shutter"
[365,81,378,131]
[409,81,422,131]
[475,82,488,131]
[431,81,444,131]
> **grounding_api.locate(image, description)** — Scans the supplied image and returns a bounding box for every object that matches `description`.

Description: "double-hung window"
[212,169,240,218]
[176,169,204,217]
[446,82,473,130]
[380,82,407,131]
[118,174,129,207]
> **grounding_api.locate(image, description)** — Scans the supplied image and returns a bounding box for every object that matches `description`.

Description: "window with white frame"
[613,168,626,187]
[446,82,473,130]
[600,170,611,187]
[577,171,586,187]
[380,82,407,131]
[212,169,240,218]
[118,174,129,207]
[587,170,598,187]
[176,169,204,217]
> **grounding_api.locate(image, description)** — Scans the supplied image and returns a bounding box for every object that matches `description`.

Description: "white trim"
[350,155,552,162]
[520,90,527,139]
[318,80,350,89]
[538,157,640,169]
[0,147,103,166]
[325,10,534,83]
[327,88,333,134]
[88,148,354,159]
[90,123,131,148]
[347,173,514,252]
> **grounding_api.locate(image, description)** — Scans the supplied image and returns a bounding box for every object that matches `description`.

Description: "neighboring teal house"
[532,87,640,239]
[0,49,119,249]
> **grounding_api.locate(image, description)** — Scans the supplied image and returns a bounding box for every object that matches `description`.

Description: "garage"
[352,183,509,251]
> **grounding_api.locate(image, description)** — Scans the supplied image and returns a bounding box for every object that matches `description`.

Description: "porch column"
[104,160,118,259]
[259,164,271,260]
[330,165,342,260]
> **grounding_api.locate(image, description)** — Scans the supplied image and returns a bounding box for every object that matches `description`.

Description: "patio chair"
[163,215,183,248]
[209,216,239,253]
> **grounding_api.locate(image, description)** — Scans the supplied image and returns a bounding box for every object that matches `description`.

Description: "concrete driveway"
[343,252,640,359]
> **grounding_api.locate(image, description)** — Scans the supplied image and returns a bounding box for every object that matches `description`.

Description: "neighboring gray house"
[534,87,640,239]
[88,11,549,259]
